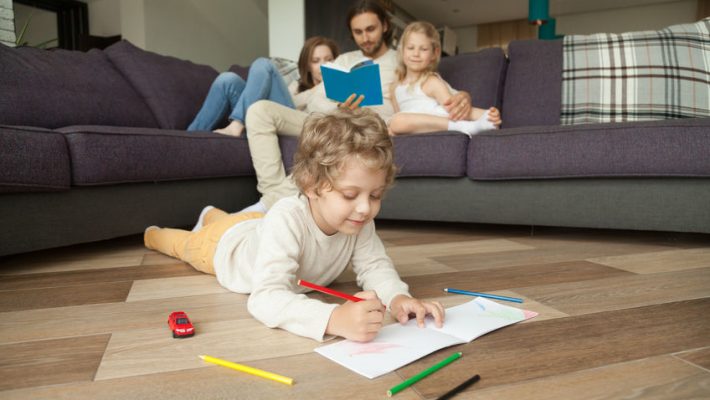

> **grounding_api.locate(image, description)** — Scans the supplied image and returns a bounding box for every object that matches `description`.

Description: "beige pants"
[244,100,306,208]
[144,209,264,275]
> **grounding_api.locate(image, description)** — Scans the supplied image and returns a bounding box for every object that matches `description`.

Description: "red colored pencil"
[297,279,363,302]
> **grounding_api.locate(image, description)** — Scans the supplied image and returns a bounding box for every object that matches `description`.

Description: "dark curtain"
[305,0,360,53]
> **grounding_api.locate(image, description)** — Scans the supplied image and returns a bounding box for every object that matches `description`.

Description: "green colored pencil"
[387,352,462,397]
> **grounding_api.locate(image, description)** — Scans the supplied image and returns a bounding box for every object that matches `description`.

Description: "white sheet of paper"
[314,297,537,379]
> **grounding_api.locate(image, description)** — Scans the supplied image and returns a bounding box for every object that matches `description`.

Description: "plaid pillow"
[561,18,710,125]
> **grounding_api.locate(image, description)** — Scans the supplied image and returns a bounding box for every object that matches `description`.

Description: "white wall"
[556,0,699,35]
[143,0,268,71]
[453,0,700,52]
[119,0,146,48]
[453,26,478,55]
[85,0,269,71]
[1,0,15,46]
[268,0,304,60]
[87,0,121,37]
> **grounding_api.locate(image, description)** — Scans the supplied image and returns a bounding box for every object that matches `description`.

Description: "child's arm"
[389,81,400,113]
[421,74,455,107]
[348,222,446,329]
[390,294,445,328]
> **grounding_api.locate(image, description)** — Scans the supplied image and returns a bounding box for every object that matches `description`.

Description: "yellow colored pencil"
[199,354,294,385]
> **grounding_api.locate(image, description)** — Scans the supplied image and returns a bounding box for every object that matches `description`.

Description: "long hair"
[395,21,441,86]
[346,0,393,46]
[297,36,339,93]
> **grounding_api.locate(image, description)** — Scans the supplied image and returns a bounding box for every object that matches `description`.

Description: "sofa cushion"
[393,133,469,177]
[561,19,710,125]
[278,136,299,175]
[277,134,469,178]
[57,126,255,185]
[468,118,710,180]
[502,39,563,128]
[104,40,219,130]
[438,48,507,109]
[0,126,71,192]
[0,44,158,129]
[228,64,249,80]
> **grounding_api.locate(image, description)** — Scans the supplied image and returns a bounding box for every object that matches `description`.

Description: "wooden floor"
[1,221,709,399]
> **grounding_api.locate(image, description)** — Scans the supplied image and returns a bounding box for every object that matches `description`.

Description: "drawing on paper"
[346,342,402,357]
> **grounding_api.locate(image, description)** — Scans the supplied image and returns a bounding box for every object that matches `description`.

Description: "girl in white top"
[388,21,502,136]
[144,108,445,342]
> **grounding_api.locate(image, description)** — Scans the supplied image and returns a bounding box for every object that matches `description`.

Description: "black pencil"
[436,374,480,400]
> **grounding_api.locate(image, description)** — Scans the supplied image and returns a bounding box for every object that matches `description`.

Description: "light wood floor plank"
[385,239,535,266]
[334,258,457,283]
[0,292,249,344]
[675,347,710,371]
[0,238,147,275]
[404,299,710,398]
[0,281,133,312]
[0,263,200,291]
[0,352,420,400]
[0,334,110,391]
[399,261,632,299]
[517,268,710,315]
[465,355,710,400]
[376,222,530,246]
[0,254,145,275]
[433,236,682,271]
[0,222,707,399]
[126,274,230,302]
[589,248,710,274]
[141,252,185,266]
[96,318,321,380]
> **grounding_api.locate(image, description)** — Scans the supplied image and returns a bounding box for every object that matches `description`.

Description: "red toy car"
[168,311,195,338]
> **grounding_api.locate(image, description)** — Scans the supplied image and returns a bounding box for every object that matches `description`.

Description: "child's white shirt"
[212,195,410,341]
[395,81,450,117]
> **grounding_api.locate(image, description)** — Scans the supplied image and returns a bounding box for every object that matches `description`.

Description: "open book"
[320,59,383,106]
[315,297,538,379]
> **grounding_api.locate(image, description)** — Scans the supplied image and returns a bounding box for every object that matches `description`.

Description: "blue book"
[320,59,383,106]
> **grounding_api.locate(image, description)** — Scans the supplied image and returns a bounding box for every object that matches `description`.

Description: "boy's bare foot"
[214,120,245,137]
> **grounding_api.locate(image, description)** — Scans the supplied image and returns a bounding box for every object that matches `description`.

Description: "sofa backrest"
[502,39,563,128]
[438,48,507,110]
[0,43,158,129]
[104,40,219,130]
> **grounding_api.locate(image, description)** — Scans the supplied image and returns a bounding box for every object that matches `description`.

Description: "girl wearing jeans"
[188,36,339,137]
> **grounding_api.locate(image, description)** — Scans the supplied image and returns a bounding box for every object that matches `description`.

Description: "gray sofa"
[1,39,709,257]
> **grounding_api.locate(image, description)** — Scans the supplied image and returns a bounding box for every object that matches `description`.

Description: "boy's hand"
[390,294,445,328]
[339,93,365,110]
[325,290,385,342]
[444,91,472,121]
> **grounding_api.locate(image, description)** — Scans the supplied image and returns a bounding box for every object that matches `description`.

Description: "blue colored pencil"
[443,288,523,303]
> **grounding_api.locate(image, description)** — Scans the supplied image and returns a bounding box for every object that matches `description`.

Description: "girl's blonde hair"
[292,108,397,195]
[395,21,442,85]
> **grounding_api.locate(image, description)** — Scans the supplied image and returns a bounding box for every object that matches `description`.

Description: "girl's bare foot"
[487,107,502,127]
[214,120,244,137]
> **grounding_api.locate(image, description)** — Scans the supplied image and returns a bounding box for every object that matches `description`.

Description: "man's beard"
[360,36,385,58]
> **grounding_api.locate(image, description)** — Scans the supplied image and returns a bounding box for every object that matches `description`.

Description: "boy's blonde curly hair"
[292,108,397,195]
